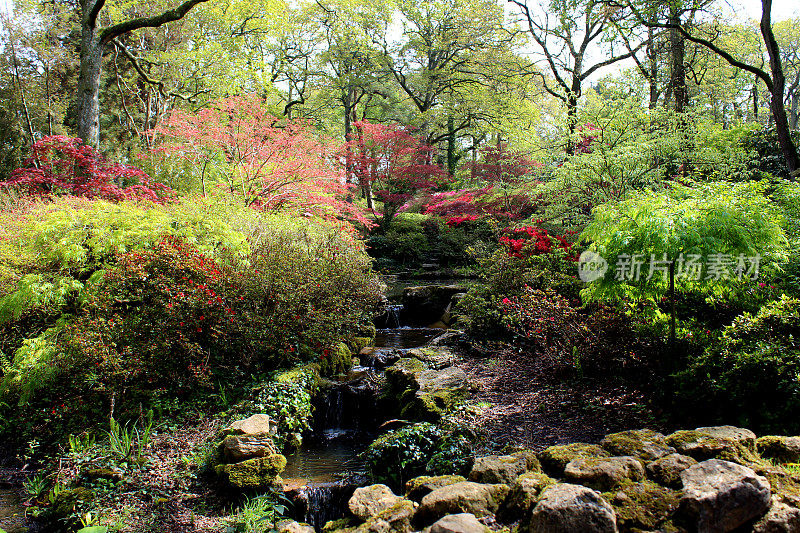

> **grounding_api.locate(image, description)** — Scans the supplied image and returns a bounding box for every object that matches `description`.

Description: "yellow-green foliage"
[0,274,85,325]
[1,319,67,404]
[6,197,250,272]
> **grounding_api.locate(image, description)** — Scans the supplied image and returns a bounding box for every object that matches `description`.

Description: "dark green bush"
[457,245,581,337]
[363,422,473,491]
[738,128,800,180]
[675,296,800,434]
[366,213,497,270]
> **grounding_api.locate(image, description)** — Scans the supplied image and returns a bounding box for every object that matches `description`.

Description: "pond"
[0,488,26,533]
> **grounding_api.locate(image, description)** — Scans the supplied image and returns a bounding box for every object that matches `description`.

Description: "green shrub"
[675,296,800,434]
[0,197,381,447]
[457,245,581,336]
[245,367,319,450]
[363,422,473,491]
[738,127,800,180]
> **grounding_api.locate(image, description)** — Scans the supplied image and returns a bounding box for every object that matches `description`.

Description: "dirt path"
[455,344,669,452]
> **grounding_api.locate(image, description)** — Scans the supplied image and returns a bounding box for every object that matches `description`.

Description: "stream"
[283,278,463,529]
[0,488,26,533]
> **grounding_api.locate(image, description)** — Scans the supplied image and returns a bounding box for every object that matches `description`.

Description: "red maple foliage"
[499,226,575,258]
[345,121,447,227]
[419,144,542,224]
[574,123,600,154]
[154,95,370,226]
[0,136,173,202]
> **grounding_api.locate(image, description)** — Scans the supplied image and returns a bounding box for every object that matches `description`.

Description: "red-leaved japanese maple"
[421,144,541,224]
[154,95,369,226]
[345,121,446,229]
[0,136,173,202]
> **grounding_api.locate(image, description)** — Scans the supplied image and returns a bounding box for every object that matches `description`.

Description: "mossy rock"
[276,365,320,386]
[757,436,800,464]
[406,475,467,501]
[498,472,556,522]
[215,454,286,489]
[319,343,353,376]
[564,455,646,491]
[407,348,456,369]
[354,498,417,533]
[600,429,676,462]
[349,337,374,353]
[469,452,541,485]
[357,323,377,339]
[48,487,94,519]
[537,443,610,477]
[400,387,467,422]
[385,358,427,399]
[81,467,124,482]
[603,480,681,532]
[322,518,357,533]
[756,465,800,507]
[664,430,761,466]
[646,453,698,488]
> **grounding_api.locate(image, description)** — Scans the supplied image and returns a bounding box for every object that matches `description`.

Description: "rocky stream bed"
[3,280,800,532]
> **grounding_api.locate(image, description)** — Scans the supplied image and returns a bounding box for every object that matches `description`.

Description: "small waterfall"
[375,304,402,329]
[289,480,362,530]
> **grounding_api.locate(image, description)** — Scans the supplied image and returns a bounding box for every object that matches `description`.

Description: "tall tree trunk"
[446,115,457,177]
[753,76,759,122]
[74,0,210,147]
[76,1,103,148]
[761,0,800,175]
[790,93,798,130]
[668,6,687,113]
[647,26,659,109]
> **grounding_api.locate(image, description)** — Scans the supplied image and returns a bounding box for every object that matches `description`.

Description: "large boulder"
[416,367,468,392]
[753,498,800,533]
[603,480,680,532]
[600,429,676,462]
[524,483,618,533]
[399,366,469,421]
[385,358,427,397]
[225,414,278,437]
[646,453,698,488]
[407,348,457,370]
[401,285,468,326]
[665,429,760,465]
[469,451,540,484]
[416,481,509,525]
[564,456,646,491]
[538,443,610,477]
[678,459,771,532]
[277,520,316,533]
[406,476,467,502]
[428,513,490,533]
[498,472,556,522]
[349,485,405,521]
[757,436,800,464]
[695,426,758,453]
[214,454,286,489]
[355,499,418,533]
[221,433,278,463]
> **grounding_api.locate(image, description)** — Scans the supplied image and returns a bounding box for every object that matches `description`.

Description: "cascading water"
[291,482,362,530]
[283,370,382,528]
[283,277,460,530]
